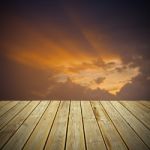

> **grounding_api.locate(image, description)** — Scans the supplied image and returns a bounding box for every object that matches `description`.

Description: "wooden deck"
[0,101,150,150]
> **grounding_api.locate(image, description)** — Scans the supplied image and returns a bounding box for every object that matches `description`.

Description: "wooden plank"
[0,101,29,129]
[0,101,40,149]
[2,101,49,150]
[131,101,150,112]
[45,101,70,150]
[111,101,150,148]
[120,101,150,129]
[66,101,85,150]
[0,101,18,117]
[81,101,106,150]
[0,101,10,109]
[23,101,60,150]
[101,101,149,150]
[91,101,127,150]
[0,100,149,150]
[139,101,150,109]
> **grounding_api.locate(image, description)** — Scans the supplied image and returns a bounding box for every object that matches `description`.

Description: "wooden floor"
[0,101,150,150]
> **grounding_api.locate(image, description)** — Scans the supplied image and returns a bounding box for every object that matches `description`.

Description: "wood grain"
[0,100,149,150]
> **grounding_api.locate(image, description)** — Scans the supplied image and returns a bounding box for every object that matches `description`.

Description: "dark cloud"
[95,77,105,84]
[117,74,150,100]
[45,79,115,100]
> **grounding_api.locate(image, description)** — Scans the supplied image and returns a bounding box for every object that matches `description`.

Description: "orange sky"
[4,20,140,95]
[1,0,149,99]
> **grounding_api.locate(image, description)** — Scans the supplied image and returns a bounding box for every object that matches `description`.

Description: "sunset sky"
[1,0,150,99]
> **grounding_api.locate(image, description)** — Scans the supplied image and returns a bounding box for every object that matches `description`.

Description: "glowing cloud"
[2,15,141,96]
[7,45,140,95]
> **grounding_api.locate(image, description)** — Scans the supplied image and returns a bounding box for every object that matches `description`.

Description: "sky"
[1,0,150,99]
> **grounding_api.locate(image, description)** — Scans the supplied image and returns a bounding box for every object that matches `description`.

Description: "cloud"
[1,20,140,96]
[117,74,150,99]
[95,77,105,84]
[1,1,150,99]
[44,79,115,100]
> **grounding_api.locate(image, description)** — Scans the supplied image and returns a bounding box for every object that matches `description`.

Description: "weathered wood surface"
[0,100,149,150]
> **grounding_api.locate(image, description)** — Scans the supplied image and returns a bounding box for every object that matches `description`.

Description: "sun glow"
[7,47,139,95]
[4,18,140,96]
